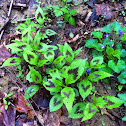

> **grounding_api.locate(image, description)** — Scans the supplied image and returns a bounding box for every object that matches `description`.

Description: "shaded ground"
[0,0,126,126]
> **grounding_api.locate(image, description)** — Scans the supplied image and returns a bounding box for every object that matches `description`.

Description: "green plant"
[3,92,13,110]
[45,4,77,25]
[0,7,124,122]
[118,93,126,121]
[85,21,126,88]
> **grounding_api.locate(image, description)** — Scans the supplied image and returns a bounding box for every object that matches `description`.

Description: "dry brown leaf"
[95,3,115,19]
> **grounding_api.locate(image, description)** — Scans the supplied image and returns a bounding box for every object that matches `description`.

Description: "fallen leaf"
[0,46,11,63]
[14,93,32,113]
[0,105,16,126]
[95,3,115,19]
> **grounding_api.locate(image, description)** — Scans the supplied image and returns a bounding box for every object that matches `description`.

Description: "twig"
[11,17,35,23]
[8,0,14,17]
[0,0,13,41]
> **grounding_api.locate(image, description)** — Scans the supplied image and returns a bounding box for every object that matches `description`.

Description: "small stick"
[0,0,13,40]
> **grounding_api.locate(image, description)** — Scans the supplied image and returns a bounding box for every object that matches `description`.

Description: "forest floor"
[0,0,126,126]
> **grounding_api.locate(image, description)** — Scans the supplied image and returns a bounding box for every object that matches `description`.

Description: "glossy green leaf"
[78,79,92,100]
[86,39,98,48]
[54,10,63,17]
[24,85,39,99]
[49,94,63,112]
[6,40,26,52]
[106,46,114,55]
[43,79,62,92]
[63,42,74,63]
[61,7,69,13]
[61,87,75,114]
[1,57,21,68]
[108,60,125,73]
[58,44,64,55]
[53,56,66,69]
[81,103,98,121]
[111,21,121,32]
[74,47,82,57]
[90,56,104,68]
[91,31,103,39]
[45,29,57,36]
[29,66,42,83]
[70,9,77,15]
[118,93,126,106]
[69,17,75,26]
[35,6,45,25]
[117,72,126,84]
[65,59,87,84]
[23,50,38,65]
[44,51,55,64]
[88,71,113,82]
[102,24,112,33]
[69,102,86,119]
[64,13,70,21]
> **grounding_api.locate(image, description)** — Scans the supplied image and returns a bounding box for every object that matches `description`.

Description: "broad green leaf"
[45,29,57,36]
[86,39,98,48]
[5,40,26,52]
[23,50,38,65]
[58,44,64,55]
[64,13,70,21]
[26,71,33,82]
[51,5,60,9]
[104,96,124,109]
[53,56,66,69]
[91,31,103,39]
[117,72,126,84]
[54,10,63,17]
[24,85,39,99]
[44,51,55,64]
[92,50,103,57]
[35,6,45,25]
[1,57,21,68]
[81,103,98,121]
[69,102,86,119]
[102,38,114,47]
[37,59,48,67]
[99,65,113,74]
[122,116,126,121]
[63,42,74,63]
[70,9,77,15]
[38,43,57,53]
[61,87,75,114]
[111,21,121,32]
[95,96,124,109]
[118,93,126,106]
[108,60,125,73]
[65,59,87,84]
[106,46,114,55]
[61,7,69,13]
[118,49,126,57]
[95,96,108,108]
[69,17,75,26]
[88,71,113,82]
[121,33,126,40]
[43,79,62,92]
[74,47,82,57]
[33,31,42,51]
[78,79,92,100]
[112,50,121,59]
[29,66,42,83]
[90,56,104,68]
[102,24,112,33]
[49,94,63,112]
[95,43,104,52]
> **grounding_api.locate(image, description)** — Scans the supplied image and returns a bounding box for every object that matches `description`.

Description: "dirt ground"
[0,0,126,126]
